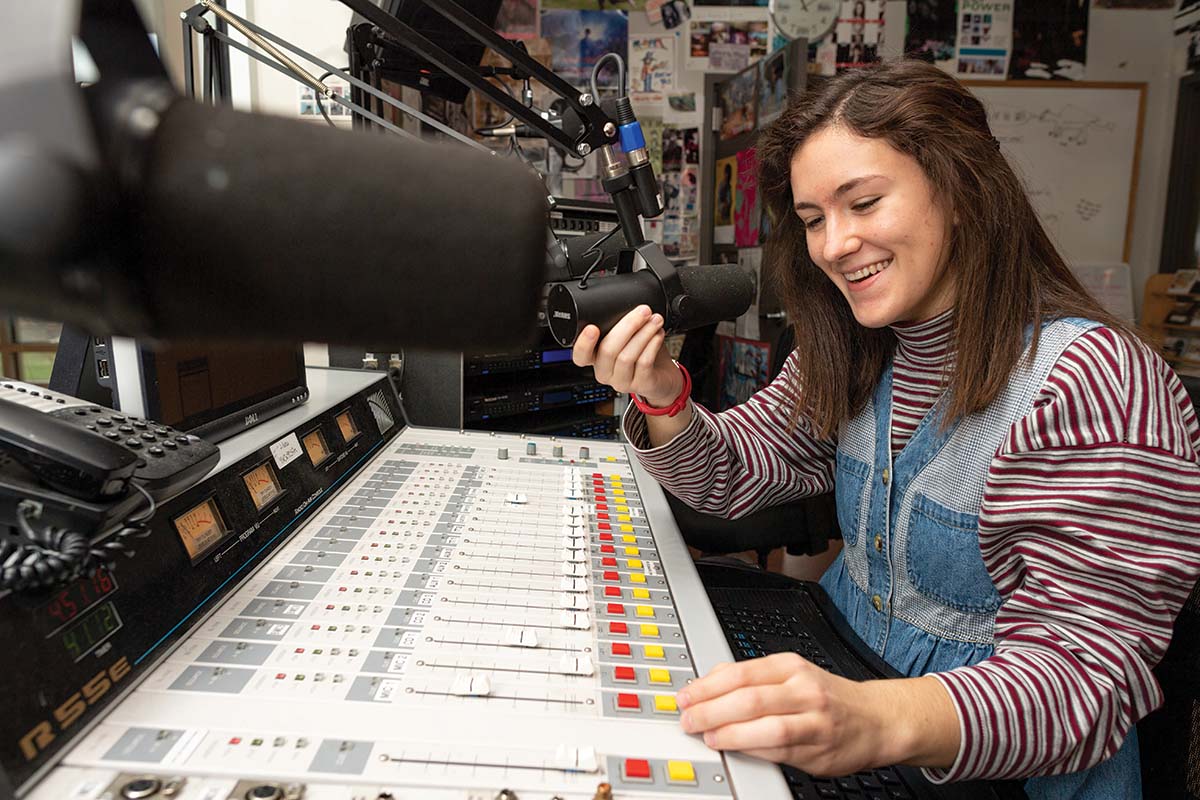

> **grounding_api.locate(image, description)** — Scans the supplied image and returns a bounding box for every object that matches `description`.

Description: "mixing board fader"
[27,426,768,800]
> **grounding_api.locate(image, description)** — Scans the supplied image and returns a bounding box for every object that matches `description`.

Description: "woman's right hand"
[572,305,682,408]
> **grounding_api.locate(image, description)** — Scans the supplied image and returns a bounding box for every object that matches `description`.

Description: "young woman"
[572,60,1200,798]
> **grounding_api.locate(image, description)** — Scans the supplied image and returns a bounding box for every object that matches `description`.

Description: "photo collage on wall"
[660,126,700,258]
[710,46,789,399]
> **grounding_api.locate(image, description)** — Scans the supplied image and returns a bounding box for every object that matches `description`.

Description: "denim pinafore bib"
[819,318,1141,799]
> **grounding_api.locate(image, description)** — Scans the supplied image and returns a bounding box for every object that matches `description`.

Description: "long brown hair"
[757,59,1140,438]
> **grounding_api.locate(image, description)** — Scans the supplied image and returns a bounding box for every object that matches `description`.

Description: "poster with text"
[954,0,1013,80]
[630,34,677,92]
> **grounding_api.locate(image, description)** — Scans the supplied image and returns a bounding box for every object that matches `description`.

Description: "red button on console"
[612,642,631,656]
[603,571,619,581]
[599,532,614,540]
[595,503,608,511]
[617,693,641,710]
[614,666,636,681]
[624,758,651,779]
[600,545,615,553]
[599,523,612,531]
[597,512,610,520]
[606,603,626,614]
[604,586,621,597]
[609,621,628,634]
[602,557,618,566]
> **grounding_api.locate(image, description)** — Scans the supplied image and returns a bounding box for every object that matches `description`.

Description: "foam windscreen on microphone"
[136,98,547,351]
[673,263,756,333]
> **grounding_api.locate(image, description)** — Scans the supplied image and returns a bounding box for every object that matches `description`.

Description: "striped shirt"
[625,317,1200,782]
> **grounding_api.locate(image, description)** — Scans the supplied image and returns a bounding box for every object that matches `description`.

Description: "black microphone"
[546,261,755,347]
[134,90,548,350]
[546,230,626,281]
[3,79,550,352]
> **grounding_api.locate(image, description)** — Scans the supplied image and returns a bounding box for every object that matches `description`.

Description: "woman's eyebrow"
[794,174,887,212]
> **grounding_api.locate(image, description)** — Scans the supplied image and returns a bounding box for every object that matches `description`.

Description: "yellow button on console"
[636,605,655,618]
[627,558,643,569]
[617,514,631,522]
[629,573,647,584]
[640,623,659,637]
[644,644,665,659]
[648,668,671,684]
[616,505,629,513]
[613,489,626,497]
[632,588,650,599]
[624,546,640,556]
[605,456,617,462]
[654,695,678,713]
[621,530,635,538]
[667,760,696,783]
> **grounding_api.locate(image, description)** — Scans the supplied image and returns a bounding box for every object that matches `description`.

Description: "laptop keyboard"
[711,599,918,800]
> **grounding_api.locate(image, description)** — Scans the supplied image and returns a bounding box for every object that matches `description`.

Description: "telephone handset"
[0,399,140,502]
[0,381,220,502]
[0,381,221,592]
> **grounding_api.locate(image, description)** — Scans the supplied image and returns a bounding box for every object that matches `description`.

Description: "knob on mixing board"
[119,778,161,799]
[497,447,508,459]
[526,442,537,455]
[579,446,590,459]
[553,444,563,457]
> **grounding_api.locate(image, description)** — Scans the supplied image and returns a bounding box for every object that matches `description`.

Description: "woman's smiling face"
[790,125,956,328]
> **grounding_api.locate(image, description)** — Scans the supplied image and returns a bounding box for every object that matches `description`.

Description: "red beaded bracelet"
[632,361,692,417]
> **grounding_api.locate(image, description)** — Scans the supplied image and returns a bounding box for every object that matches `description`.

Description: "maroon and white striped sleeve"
[927,327,1200,782]
[622,350,836,518]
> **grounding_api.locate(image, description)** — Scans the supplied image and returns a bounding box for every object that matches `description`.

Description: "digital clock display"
[303,428,331,466]
[174,497,227,562]
[41,568,117,632]
[336,411,360,443]
[60,601,122,662]
[242,462,283,511]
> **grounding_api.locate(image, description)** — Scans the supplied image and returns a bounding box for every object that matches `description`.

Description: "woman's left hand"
[676,652,897,777]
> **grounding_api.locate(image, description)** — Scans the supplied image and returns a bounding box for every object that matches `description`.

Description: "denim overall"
[819,318,1142,799]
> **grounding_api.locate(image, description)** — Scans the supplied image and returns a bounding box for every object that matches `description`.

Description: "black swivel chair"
[667,326,839,568]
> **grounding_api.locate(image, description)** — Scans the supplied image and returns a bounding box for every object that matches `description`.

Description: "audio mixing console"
[7,369,787,800]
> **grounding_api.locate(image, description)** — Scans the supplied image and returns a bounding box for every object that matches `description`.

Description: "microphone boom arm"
[335,0,618,158]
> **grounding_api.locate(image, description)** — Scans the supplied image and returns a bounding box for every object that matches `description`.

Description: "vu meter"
[173,498,227,561]
[336,411,360,443]
[242,462,283,511]
[303,429,331,466]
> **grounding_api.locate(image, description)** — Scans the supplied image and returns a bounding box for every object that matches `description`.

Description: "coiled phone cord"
[0,484,157,593]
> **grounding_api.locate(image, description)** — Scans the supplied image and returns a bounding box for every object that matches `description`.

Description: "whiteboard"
[965,82,1145,265]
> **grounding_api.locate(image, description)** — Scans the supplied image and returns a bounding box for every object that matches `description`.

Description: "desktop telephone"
[0,381,219,593]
